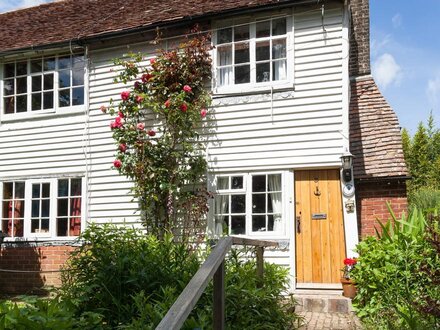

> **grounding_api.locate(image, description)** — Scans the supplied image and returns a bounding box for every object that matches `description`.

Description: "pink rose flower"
[118,111,124,118]
[150,58,156,65]
[180,103,188,112]
[137,122,145,130]
[183,85,192,93]
[113,159,122,168]
[147,129,156,137]
[200,108,207,118]
[136,95,144,103]
[110,117,123,129]
[164,99,171,108]
[119,143,127,153]
[121,91,130,101]
[100,105,107,113]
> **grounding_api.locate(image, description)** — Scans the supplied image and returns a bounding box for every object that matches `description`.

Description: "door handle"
[296,212,301,234]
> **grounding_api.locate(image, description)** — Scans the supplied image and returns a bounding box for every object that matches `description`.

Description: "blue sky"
[1,0,439,134]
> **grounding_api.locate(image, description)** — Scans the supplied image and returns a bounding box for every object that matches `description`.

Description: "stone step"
[294,294,353,314]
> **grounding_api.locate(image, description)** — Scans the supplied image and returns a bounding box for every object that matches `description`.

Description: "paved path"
[298,311,363,329]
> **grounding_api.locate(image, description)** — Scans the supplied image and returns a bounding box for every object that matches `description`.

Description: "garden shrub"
[352,208,440,329]
[60,224,300,329]
[408,187,440,215]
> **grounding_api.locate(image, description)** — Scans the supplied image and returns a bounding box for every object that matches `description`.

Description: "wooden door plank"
[302,171,313,282]
[311,170,322,283]
[295,172,304,283]
[320,170,332,283]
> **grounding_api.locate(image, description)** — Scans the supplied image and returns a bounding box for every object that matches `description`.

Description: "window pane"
[252,215,266,231]
[231,176,243,189]
[58,180,68,196]
[31,219,39,232]
[71,179,81,196]
[16,77,27,94]
[231,216,245,234]
[72,87,84,105]
[57,218,68,236]
[217,177,229,190]
[44,58,55,71]
[72,55,84,69]
[59,70,71,88]
[59,89,70,107]
[273,60,287,81]
[234,65,250,84]
[4,63,15,78]
[3,183,13,199]
[42,183,50,198]
[234,42,249,64]
[234,24,249,41]
[16,62,27,76]
[72,69,84,86]
[15,182,25,198]
[32,200,39,217]
[58,56,71,69]
[43,92,53,109]
[272,39,286,59]
[252,175,266,192]
[57,198,68,216]
[268,215,274,231]
[272,18,286,36]
[44,73,53,90]
[2,202,9,219]
[218,28,232,44]
[214,195,229,214]
[268,174,281,191]
[42,200,50,217]
[16,201,24,217]
[4,97,14,114]
[31,59,42,73]
[32,76,42,92]
[268,193,281,212]
[16,95,27,113]
[231,194,245,213]
[218,67,232,87]
[70,198,81,216]
[32,93,42,111]
[4,79,14,96]
[256,63,270,83]
[32,184,40,198]
[217,45,232,66]
[252,193,266,213]
[41,218,49,231]
[256,21,270,38]
[256,41,270,61]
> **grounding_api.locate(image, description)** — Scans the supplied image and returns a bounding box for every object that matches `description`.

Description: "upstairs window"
[214,15,292,90]
[2,54,85,116]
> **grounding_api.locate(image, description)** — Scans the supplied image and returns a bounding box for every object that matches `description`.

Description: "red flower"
[200,108,207,118]
[119,143,127,153]
[343,258,357,266]
[100,105,107,113]
[141,73,152,83]
[180,103,188,112]
[147,129,156,137]
[136,95,144,103]
[183,85,192,93]
[118,111,125,118]
[137,122,145,130]
[150,58,156,65]
[164,99,171,108]
[110,116,123,129]
[121,91,130,101]
[113,159,122,168]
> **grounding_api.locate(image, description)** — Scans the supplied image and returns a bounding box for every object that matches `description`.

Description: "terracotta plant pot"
[341,278,357,299]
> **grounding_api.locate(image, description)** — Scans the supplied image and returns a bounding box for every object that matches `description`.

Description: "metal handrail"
[155,236,278,330]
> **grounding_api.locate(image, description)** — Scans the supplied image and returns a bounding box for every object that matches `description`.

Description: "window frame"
[0,53,86,121]
[212,11,294,94]
[210,171,287,238]
[0,177,85,241]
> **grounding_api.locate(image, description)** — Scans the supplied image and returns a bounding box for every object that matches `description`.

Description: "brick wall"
[0,245,76,294]
[349,0,371,77]
[355,179,408,237]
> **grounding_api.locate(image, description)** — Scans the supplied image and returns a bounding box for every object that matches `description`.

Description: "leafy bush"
[0,296,103,330]
[408,187,440,215]
[60,224,300,329]
[352,208,440,329]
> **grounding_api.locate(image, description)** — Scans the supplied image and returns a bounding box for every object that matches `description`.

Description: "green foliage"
[352,209,440,329]
[0,296,103,330]
[104,31,212,237]
[60,224,300,329]
[408,187,440,215]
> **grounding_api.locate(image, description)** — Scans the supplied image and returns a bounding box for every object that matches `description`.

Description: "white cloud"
[392,13,402,28]
[371,34,391,57]
[373,53,402,89]
[427,75,440,109]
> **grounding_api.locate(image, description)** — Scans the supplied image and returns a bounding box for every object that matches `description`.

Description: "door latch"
[296,212,301,234]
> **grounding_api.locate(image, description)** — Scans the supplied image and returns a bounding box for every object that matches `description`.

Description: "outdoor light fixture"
[340,151,354,183]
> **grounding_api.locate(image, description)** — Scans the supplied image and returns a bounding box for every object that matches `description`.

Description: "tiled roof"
[0,0,297,53]
[349,78,409,180]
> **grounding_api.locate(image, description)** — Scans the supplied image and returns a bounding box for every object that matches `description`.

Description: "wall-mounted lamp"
[340,151,354,183]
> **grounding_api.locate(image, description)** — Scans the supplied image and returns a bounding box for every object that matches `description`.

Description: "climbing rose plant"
[102,32,212,238]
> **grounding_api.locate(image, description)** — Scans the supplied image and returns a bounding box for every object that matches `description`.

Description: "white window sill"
[213,81,294,97]
[0,105,86,123]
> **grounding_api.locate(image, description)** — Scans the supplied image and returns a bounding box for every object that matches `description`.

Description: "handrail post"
[256,246,264,288]
[213,260,225,330]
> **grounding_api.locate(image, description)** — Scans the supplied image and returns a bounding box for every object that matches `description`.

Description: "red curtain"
[7,200,23,237]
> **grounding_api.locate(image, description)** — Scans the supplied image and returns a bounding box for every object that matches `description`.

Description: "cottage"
[0,0,407,294]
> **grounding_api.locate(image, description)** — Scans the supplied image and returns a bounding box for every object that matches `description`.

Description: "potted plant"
[341,257,357,298]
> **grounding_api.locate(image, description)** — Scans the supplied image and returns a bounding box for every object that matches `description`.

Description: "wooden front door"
[295,169,346,284]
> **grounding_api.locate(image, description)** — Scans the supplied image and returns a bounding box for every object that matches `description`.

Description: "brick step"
[294,294,353,314]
